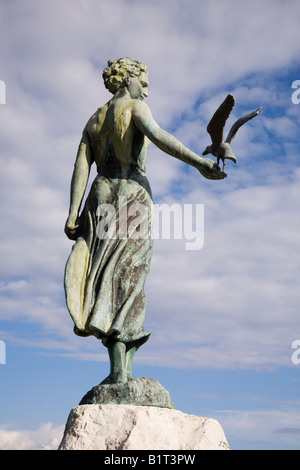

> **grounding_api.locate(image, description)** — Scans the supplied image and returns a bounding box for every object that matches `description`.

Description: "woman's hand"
[64,215,81,240]
[198,157,227,180]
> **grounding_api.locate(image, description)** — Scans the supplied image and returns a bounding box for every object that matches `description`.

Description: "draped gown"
[64,98,153,349]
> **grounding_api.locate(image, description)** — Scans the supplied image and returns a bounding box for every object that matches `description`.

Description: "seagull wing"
[225,106,262,143]
[207,94,235,144]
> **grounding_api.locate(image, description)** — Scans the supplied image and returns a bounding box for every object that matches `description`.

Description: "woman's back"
[87,98,150,177]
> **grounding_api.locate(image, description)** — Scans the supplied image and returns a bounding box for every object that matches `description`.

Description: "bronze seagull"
[202,94,262,171]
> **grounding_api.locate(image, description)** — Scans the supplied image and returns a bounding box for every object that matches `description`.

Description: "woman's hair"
[103,57,148,94]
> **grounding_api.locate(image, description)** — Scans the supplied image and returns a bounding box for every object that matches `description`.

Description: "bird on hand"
[202,94,262,171]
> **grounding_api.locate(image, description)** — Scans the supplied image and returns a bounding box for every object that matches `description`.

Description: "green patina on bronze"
[64,57,227,396]
[79,377,175,408]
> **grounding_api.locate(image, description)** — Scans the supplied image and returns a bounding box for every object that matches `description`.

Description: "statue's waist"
[96,167,152,199]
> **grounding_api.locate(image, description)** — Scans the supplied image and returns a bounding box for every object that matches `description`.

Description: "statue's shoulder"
[131,98,150,111]
[85,104,110,138]
[107,98,150,124]
[130,99,152,121]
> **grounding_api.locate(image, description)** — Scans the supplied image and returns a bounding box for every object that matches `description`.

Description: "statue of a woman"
[64,58,226,384]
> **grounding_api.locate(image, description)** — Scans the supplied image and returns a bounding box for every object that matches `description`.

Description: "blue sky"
[0,0,300,450]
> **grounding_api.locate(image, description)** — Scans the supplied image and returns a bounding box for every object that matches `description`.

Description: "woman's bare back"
[86,98,150,177]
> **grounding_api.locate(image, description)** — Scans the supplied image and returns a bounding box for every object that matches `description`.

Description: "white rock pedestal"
[58,404,229,450]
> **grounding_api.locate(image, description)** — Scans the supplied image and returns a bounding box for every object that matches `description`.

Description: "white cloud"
[214,406,300,449]
[0,423,64,450]
[139,164,300,370]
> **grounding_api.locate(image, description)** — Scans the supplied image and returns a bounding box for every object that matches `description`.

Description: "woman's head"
[103,57,148,95]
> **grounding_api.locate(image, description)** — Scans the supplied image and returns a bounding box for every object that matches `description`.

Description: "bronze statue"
[64,57,226,385]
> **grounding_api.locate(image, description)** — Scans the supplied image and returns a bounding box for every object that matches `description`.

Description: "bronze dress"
[64,102,153,349]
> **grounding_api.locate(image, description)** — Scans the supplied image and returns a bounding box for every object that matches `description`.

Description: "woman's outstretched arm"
[132,100,227,180]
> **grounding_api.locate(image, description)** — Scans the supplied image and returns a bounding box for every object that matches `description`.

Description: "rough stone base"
[79,377,175,409]
[58,404,229,450]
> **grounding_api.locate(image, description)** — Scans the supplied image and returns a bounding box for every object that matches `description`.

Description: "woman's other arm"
[65,127,94,239]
